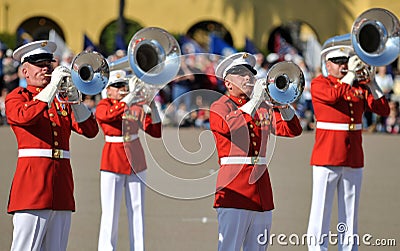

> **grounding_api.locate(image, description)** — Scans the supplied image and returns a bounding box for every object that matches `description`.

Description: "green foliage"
[100,20,143,56]
[0,32,17,50]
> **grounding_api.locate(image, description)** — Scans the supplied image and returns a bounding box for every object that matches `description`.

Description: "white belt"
[220,156,268,165]
[105,134,139,143]
[316,122,362,131]
[18,148,70,159]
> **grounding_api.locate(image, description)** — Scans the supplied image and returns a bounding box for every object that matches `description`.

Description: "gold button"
[110,109,113,112]
[251,133,255,137]
[116,106,119,109]
[49,113,54,117]
[125,120,129,124]
[350,110,354,114]
[24,104,28,107]
[121,103,125,107]
[52,122,57,127]
[54,141,59,146]
[350,117,354,122]
[54,131,58,136]
[255,150,259,155]
[349,103,353,107]
[249,124,254,129]
[238,99,242,104]
[347,96,351,100]
[253,141,257,146]
[126,126,131,130]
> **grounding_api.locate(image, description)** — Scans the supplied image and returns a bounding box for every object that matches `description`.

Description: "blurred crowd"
[1,45,400,134]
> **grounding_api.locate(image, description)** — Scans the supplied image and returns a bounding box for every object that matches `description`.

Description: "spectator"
[0,87,8,125]
[2,49,20,92]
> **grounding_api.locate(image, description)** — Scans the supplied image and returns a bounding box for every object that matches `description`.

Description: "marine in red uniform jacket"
[6,86,99,213]
[210,95,302,211]
[310,74,390,168]
[96,98,161,174]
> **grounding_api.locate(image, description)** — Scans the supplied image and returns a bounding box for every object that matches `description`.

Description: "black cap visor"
[23,53,56,64]
[225,64,257,78]
[109,81,128,88]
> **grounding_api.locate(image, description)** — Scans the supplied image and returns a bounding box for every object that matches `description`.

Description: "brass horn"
[110,26,181,85]
[351,8,400,66]
[321,8,400,77]
[70,51,109,95]
[264,61,305,105]
[70,27,181,96]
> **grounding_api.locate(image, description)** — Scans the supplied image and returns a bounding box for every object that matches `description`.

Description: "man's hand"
[341,56,363,86]
[34,66,71,106]
[239,79,267,117]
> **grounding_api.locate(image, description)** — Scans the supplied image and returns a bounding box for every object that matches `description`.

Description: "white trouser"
[216,208,272,251]
[11,210,71,251]
[307,166,363,251]
[98,170,147,251]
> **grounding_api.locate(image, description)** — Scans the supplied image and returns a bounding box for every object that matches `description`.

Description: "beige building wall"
[0,0,399,53]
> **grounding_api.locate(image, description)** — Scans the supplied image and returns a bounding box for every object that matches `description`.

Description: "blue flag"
[115,33,126,51]
[84,33,98,52]
[178,35,205,54]
[209,34,237,56]
[17,28,33,45]
[245,37,259,54]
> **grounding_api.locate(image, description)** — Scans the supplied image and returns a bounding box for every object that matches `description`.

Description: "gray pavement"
[0,126,399,251]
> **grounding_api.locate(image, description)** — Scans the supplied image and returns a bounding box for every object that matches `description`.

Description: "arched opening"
[186,20,233,52]
[99,19,143,56]
[267,20,321,73]
[16,17,64,47]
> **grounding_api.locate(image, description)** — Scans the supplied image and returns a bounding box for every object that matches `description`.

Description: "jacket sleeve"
[5,88,48,126]
[311,76,351,105]
[272,108,303,137]
[365,91,390,117]
[95,100,126,123]
[209,101,249,137]
[71,113,99,138]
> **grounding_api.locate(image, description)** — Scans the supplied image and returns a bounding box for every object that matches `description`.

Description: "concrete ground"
[0,126,398,251]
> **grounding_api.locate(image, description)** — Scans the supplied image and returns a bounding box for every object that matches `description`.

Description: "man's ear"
[225,79,233,90]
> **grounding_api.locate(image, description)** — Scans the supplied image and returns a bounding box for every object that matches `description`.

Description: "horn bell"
[351,8,400,66]
[265,61,305,105]
[71,51,110,95]
[126,27,181,86]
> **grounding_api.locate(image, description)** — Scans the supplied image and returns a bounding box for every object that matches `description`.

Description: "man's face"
[326,56,349,79]
[22,60,53,87]
[224,67,256,98]
[106,85,129,100]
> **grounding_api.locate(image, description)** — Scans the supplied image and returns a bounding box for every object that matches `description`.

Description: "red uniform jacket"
[310,75,390,167]
[210,95,302,211]
[95,98,161,175]
[6,86,99,214]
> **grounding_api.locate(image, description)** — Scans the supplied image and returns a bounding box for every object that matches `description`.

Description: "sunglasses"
[30,61,53,68]
[328,57,349,65]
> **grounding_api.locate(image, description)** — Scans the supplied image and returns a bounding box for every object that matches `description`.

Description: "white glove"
[129,76,139,92]
[34,66,71,106]
[143,101,161,123]
[367,79,384,99]
[66,85,81,103]
[341,56,363,85]
[278,105,296,121]
[149,101,161,124]
[71,103,92,123]
[239,79,266,117]
[121,93,136,106]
